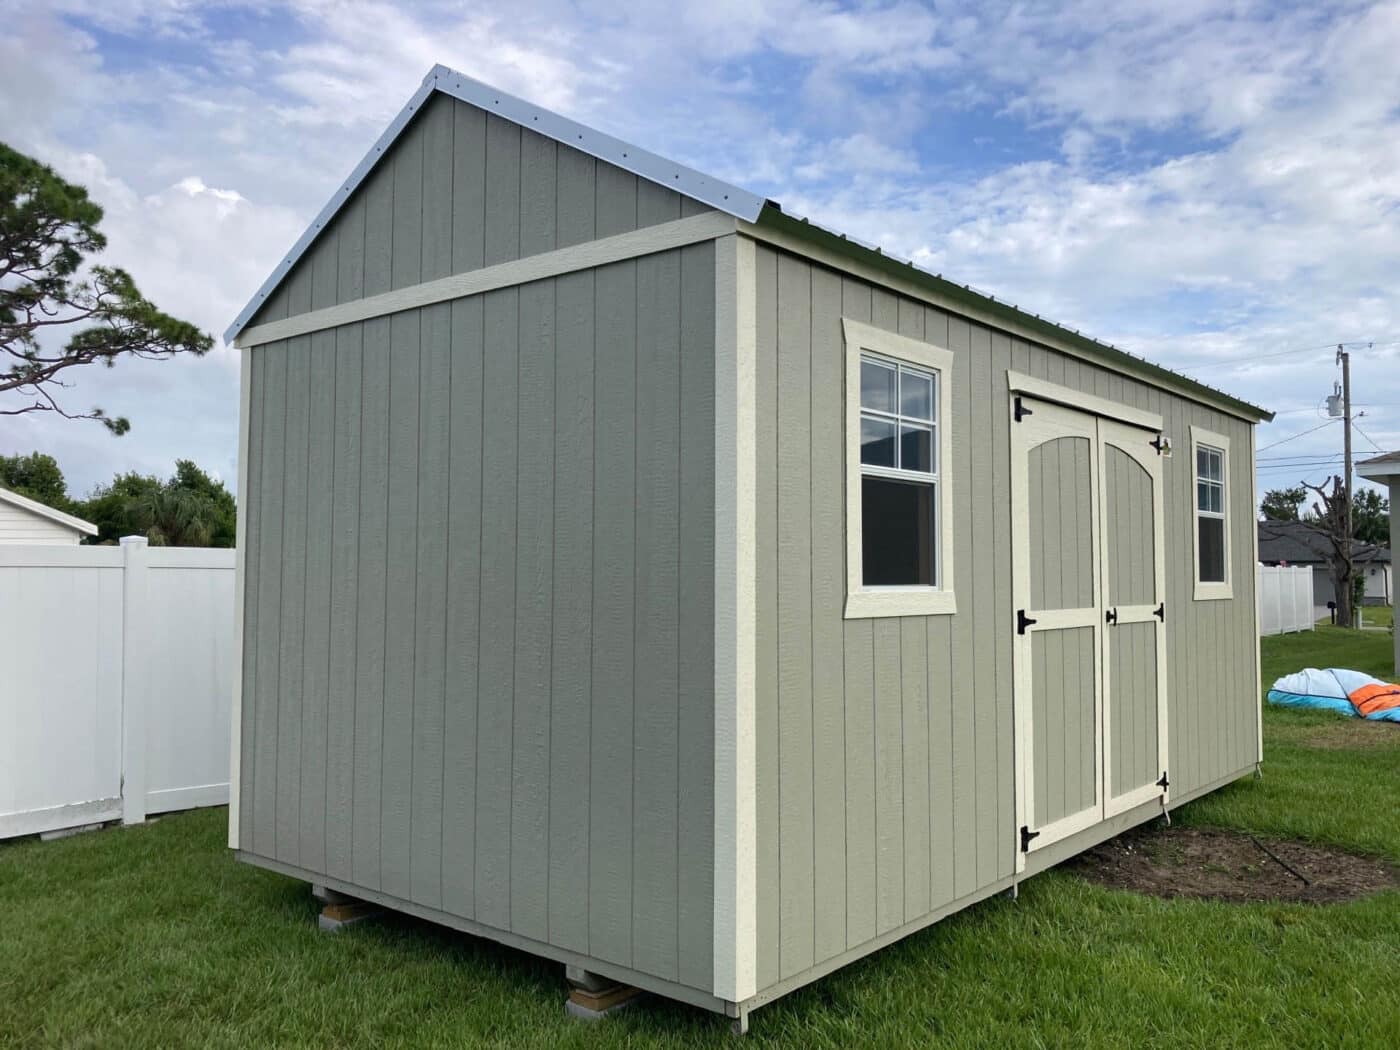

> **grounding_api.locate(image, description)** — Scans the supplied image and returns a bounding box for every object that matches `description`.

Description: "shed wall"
[250,93,709,328]
[750,241,1259,995]
[0,501,81,545]
[238,241,719,994]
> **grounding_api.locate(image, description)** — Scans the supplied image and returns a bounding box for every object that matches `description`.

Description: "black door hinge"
[1017,609,1038,635]
[1150,433,1168,455]
[1014,396,1033,423]
[1020,825,1040,852]
[1105,607,1118,626]
[1156,771,1170,791]
[1153,602,1165,622]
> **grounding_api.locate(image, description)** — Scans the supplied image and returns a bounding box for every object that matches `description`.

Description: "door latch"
[1153,602,1165,622]
[1020,825,1040,852]
[1156,771,1170,791]
[1105,607,1118,626]
[1014,396,1033,423]
[1017,609,1038,635]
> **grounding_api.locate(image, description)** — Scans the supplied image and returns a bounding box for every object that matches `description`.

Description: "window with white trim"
[1191,426,1231,599]
[843,318,955,619]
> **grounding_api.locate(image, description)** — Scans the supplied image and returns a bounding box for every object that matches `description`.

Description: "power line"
[1352,420,1391,454]
[1176,339,1400,374]
[1257,418,1337,452]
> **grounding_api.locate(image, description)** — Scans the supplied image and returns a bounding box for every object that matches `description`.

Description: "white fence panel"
[1258,564,1315,636]
[0,538,234,839]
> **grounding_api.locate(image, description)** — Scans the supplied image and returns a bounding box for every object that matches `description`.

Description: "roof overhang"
[0,486,98,536]
[1357,452,1400,482]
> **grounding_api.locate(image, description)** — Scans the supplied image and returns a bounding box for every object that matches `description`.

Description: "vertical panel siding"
[750,243,1261,998]
[250,93,703,329]
[239,244,716,994]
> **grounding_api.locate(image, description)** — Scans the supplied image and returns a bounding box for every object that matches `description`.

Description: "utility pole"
[1338,344,1354,625]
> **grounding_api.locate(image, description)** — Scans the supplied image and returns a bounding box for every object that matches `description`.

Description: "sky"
[2,0,1399,506]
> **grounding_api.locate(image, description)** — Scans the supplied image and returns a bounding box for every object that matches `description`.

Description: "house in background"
[1257,518,1392,616]
[0,487,97,545]
[1357,451,1400,672]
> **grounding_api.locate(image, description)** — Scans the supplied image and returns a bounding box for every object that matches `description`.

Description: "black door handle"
[1105,607,1118,626]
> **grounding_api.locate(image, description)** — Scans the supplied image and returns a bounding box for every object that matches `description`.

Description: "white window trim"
[843,317,956,619]
[1191,424,1233,601]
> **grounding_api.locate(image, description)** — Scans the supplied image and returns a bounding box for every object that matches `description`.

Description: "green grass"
[3,632,1398,1048]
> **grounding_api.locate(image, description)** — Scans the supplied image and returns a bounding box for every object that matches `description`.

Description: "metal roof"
[225,64,1274,422]
[0,486,98,536]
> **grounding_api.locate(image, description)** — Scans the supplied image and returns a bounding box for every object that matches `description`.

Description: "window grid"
[859,354,939,483]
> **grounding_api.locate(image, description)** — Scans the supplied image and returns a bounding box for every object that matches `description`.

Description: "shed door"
[1010,399,1105,862]
[1010,395,1169,869]
[1098,419,1169,817]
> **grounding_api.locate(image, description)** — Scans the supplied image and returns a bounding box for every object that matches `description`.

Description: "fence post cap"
[118,535,149,548]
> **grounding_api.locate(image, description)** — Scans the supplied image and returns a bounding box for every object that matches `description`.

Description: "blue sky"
[2,0,1398,502]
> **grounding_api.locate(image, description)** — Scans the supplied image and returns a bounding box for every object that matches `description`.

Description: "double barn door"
[1010,393,1169,868]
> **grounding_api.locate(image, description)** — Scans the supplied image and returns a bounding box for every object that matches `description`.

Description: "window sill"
[1193,581,1233,601]
[844,588,957,619]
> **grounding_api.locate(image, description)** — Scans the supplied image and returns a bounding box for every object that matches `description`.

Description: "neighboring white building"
[0,487,97,545]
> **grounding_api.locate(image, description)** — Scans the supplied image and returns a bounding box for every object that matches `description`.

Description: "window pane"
[900,423,933,473]
[1209,449,1223,482]
[1210,483,1223,514]
[1197,481,1210,512]
[860,415,897,467]
[1198,516,1226,583]
[900,369,934,421]
[1196,448,1209,478]
[863,476,935,586]
[861,358,897,413]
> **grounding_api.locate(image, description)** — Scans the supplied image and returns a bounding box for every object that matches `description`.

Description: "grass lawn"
[4,631,1398,1048]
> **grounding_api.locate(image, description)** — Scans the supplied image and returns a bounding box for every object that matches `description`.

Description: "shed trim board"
[1251,425,1263,764]
[842,317,957,618]
[1006,371,1164,432]
[235,212,737,348]
[227,346,250,850]
[712,233,759,1002]
[1190,425,1233,601]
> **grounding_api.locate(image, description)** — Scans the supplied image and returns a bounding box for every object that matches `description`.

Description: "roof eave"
[751,206,1274,425]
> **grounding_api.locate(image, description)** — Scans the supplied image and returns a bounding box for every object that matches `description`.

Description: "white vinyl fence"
[1258,564,1315,636]
[1,537,235,839]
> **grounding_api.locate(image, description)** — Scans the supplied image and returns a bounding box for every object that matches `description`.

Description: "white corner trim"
[1006,371,1164,432]
[227,346,251,850]
[236,212,737,348]
[1191,424,1234,601]
[842,317,956,620]
[713,234,757,1002]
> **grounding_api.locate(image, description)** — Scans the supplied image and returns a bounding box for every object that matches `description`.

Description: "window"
[843,318,955,618]
[1191,426,1232,600]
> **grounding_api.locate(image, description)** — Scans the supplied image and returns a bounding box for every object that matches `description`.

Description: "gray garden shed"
[227,64,1273,1031]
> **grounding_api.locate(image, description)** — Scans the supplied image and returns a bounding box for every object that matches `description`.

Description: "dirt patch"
[1302,720,1399,751]
[1071,826,1399,904]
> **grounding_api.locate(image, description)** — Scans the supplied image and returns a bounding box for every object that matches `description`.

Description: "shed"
[226,64,1273,1031]
[0,486,97,545]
